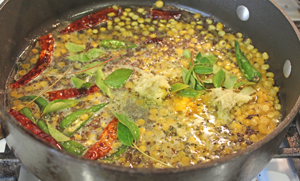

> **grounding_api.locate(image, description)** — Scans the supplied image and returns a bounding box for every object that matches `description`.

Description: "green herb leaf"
[182,67,193,85]
[171,83,190,93]
[100,39,137,49]
[196,57,212,65]
[234,81,256,89]
[178,88,202,98]
[19,95,48,112]
[60,140,86,156]
[117,122,134,146]
[67,48,105,62]
[65,42,86,53]
[96,67,113,99]
[189,73,196,89]
[203,79,213,84]
[47,122,70,142]
[67,54,90,62]
[114,113,140,142]
[43,99,78,115]
[240,86,255,95]
[194,66,213,74]
[80,62,102,75]
[224,73,238,89]
[104,69,133,89]
[70,77,93,89]
[84,48,105,59]
[213,69,225,88]
[71,77,85,89]
[201,52,218,64]
[183,49,191,59]
[191,72,205,90]
[195,52,201,61]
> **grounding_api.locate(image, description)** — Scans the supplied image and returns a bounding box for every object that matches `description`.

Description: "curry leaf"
[71,77,93,89]
[171,83,190,93]
[104,69,133,89]
[117,122,134,146]
[234,81,256,89]
[80,62,102,75]
[46,122,70,142]
[65,42,86,53]
[84,48,105,59]
[183,49,191,59]
[100,39,137,49]
[101,145,127,162]
[67,54,90,62]
[43,99,78,114]
[71,77,86,89]
[182,67,193,85]
[192,72,206,90]
[194,66,213,74]
[96,67,113,99]
[203,79,213,84]
[202,52,218,64]
[240,86,255,95]
[197,57,212,65]
[195,52,201,61]
[67,48,105,62]
[189,73,196,89]
[224,73,238,89]
[213,69,225,88]
[178,88,202,98]
[114,113,140,142]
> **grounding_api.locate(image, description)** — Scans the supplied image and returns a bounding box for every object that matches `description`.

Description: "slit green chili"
[59,103,108,136]
[19,95,48,112]
[235,41,261,82]
[20,107,36,123]
[37,120,50,134]
[60,140,87,156]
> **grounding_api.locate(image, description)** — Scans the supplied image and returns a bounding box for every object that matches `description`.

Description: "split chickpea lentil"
[7,3,281,168]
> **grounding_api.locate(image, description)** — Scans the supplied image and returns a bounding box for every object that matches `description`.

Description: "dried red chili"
[47,85,100,101]
[145,38,163,45]
[83,117,119,160]
[148,9,181,20]
[60,7,123,34]
[10,34,54,89]
[8,109,62,150]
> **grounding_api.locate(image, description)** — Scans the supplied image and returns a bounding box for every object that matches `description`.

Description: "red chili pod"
[10,34,54,89]
[145,38,163,45]
[83,117,119,160]
[46,85,100,101]
[148,9,182,20]
[60,7,123,34]
[8,109,62,150]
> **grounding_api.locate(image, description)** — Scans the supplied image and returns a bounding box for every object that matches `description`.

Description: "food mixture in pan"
[7,1,281,168]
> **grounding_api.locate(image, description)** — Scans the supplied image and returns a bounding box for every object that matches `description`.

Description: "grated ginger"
[210,88,254,123]
[133,73,170,102]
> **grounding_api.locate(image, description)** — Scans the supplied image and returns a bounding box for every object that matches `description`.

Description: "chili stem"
[71,55,120,75]
[132,143,173,168]
[18,63,75,111]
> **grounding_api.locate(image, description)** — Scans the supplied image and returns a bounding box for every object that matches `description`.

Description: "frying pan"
[0,0,300,180]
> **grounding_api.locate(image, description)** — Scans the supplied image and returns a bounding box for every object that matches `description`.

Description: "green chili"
[37,120,50,134]
[19,95,48,112]
[60,140,86,156]
[59,103,108,136]
[101,145,127,162]
[20,107,36,123]
[235,41,261,82]
[100,39,137,49]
